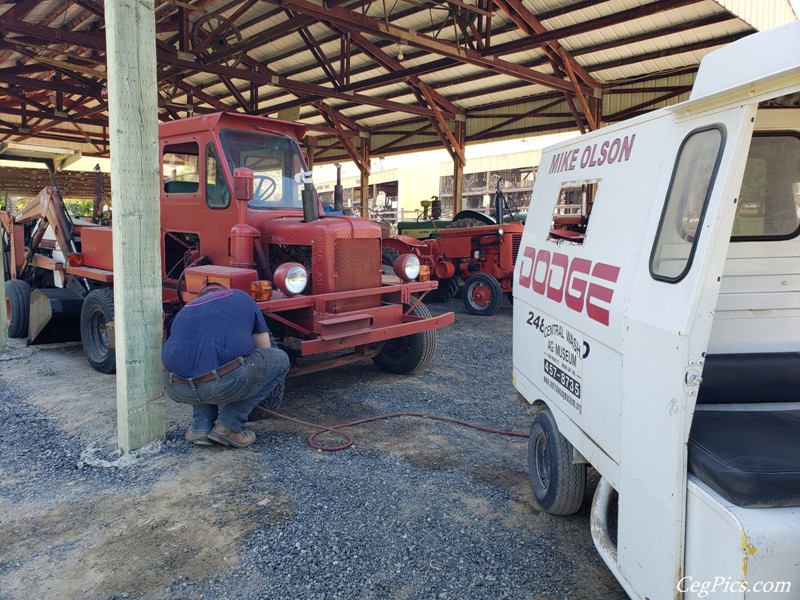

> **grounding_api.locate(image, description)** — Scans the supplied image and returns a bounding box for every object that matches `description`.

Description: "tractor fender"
[382,236,424,255]
[451,210,495,225]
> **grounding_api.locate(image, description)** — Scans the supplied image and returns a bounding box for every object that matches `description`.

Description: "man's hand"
[253,332,271,348]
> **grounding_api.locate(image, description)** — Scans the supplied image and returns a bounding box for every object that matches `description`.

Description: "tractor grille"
[333,238,381,312]
[511,232,523,263]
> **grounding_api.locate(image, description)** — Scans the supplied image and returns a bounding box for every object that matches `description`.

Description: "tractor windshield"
[219,130,305,209]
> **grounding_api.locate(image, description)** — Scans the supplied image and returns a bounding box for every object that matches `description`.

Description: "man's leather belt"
[166,357,245,385]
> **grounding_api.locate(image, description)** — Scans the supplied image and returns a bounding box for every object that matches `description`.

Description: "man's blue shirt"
[162,289,269,378]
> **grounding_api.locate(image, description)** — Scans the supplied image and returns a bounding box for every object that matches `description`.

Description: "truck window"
[548,181,598,243]
[650,126,725,282]
[163,143,200,194]
[205,144,230,209]
[219,130,304,209]
[732,133,800,241]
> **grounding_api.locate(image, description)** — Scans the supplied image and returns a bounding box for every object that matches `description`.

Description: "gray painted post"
[105,0,165,450]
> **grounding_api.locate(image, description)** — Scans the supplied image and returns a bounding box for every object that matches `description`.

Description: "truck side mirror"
[233,167,254,202]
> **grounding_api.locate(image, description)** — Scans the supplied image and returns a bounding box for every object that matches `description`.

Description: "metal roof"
[0,0,796,168]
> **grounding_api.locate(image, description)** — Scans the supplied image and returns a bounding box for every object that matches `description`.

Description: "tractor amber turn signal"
[418,265,431,282]
[251,280,272,301]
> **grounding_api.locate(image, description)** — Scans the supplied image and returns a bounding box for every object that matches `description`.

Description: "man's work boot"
[208,424,256,448]
[185,427,213,446]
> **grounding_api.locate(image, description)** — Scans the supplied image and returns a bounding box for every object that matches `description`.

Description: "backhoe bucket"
[27,288,83,345]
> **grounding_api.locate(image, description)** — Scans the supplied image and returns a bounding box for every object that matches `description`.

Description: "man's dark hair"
[198,282,228,296]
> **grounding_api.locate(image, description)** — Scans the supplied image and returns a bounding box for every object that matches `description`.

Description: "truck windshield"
[219,130,304,209]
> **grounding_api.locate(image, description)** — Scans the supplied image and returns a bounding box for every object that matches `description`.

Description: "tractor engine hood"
[259,215,382,246]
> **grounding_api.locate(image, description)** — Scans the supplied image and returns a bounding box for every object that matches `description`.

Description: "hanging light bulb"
[396,43,404,61]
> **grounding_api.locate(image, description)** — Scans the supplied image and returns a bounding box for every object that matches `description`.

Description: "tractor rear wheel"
[373,299,436,374]
[80,288,116,374]
[5,279,31,338]
[462,273,502,316]
[528,408,586,515]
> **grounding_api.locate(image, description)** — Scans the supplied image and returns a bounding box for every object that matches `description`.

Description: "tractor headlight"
[274,262,308,296]
[393,253,421,282]
[497,227,505,236]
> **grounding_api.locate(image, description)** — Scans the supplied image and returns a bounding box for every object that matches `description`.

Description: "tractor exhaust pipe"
[298,171,320,222]
[333,163,344,212]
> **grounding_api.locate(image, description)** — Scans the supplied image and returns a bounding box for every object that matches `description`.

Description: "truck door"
[617,103,755,598]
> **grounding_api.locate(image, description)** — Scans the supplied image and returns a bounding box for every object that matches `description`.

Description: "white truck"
[512,20,799,600]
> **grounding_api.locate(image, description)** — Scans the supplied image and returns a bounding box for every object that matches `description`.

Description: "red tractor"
[2,113,453,410]
[382,183,524,316]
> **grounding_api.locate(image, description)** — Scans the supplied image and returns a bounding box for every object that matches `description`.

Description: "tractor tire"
[528,408,586,515]
[80,288,116,374]
[248,333,286,421]
[447,218,486,229]
[425,277,457,303]
[373,299,436,375]
[381,247,400,275]
[462,273,502,316]
[5,279,31,338]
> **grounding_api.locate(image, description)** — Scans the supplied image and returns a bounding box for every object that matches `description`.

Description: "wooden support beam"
[104,0,165,451]
[0,207,6,348]
[452,120,465,215]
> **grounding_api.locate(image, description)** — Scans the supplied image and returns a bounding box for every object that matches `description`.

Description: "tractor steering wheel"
[252,175,277,203]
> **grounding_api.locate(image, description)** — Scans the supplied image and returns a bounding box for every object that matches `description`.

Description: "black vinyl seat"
[687,352,800,509]
[688,409,800,508]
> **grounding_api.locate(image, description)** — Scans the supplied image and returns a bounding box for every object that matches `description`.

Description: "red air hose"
[255,407,529,452]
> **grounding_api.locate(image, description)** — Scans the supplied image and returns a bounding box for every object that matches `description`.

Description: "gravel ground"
[0,298,627,600]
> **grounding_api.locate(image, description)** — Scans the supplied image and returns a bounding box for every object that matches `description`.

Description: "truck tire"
[80,288,116,374]
[373,299,436,374]
[462,273,502,316]
[528,408,586,515]
[248,333,286,421]
[5,279,31,338]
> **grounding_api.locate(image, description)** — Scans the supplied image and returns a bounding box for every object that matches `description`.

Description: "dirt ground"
[0,304,626,600]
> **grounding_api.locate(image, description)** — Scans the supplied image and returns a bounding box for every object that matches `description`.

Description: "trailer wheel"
[528,408,586,515]
[462,273,502,316]
[248,333,285,421]
[80,288,116,374]
[5,279,31,338]
[373,299,436,374]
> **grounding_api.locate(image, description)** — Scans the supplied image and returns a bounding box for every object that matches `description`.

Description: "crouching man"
[162,283,290,448]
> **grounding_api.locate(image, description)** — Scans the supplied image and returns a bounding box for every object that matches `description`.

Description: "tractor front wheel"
[80,288,116,374]
[528,408,586,515]
[462,273,502,316]
[373,299,436,374]
[5,279,31,338]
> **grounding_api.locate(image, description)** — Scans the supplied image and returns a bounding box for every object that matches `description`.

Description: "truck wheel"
[80,288,116,374]
[5,279,31,338]
[381,248,400,275]
[528,408,586,515]
[373,299,436,374]
[248,333,285,421]
[462,273,502,316]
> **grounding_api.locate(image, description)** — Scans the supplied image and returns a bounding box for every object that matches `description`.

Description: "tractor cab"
[513,21,800,599]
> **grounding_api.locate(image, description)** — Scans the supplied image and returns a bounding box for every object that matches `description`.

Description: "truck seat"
[688,353,800,508]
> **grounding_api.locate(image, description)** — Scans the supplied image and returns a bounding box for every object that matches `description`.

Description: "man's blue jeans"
[163,347,290,433]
